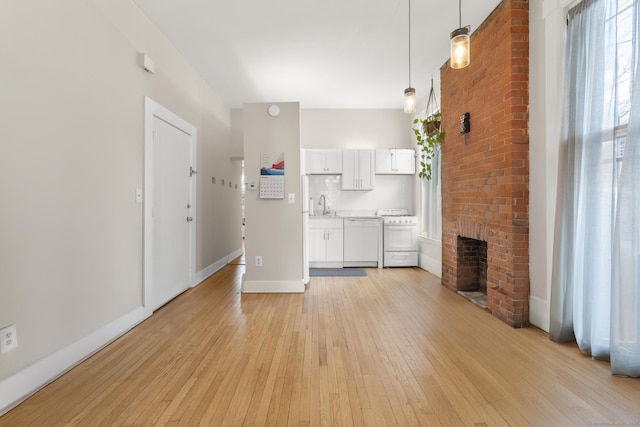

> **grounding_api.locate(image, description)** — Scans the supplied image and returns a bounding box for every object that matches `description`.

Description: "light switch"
[135,188,143,204]
[288,193,295,204]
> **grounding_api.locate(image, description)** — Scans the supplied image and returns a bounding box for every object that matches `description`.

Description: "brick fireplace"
[440,0,529,327]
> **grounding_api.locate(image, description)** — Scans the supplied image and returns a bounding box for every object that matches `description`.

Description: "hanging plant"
[413,112,444,180]
[412,78,444,180]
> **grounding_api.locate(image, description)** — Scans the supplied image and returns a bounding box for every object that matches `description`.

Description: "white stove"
[376,209,418,267]
[381,216,418,225]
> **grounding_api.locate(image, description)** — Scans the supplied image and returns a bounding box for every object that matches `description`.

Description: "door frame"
[143,96,197,315]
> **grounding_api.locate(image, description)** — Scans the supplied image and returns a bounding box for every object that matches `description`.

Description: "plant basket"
[423,120,441,134]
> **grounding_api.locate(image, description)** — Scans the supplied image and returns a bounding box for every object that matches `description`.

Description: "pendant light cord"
[408,0,411,87]
[459,0,462,28]
[425,76,439,117]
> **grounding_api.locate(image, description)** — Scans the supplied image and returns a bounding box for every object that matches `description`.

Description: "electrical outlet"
[0,324,18,354]
[255,256,263,267]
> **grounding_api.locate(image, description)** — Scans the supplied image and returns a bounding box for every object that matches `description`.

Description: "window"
[420,145,441,240]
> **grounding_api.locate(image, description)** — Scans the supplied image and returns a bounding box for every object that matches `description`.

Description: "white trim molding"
[419,253,442,278]
[241,276,305,293]
[418,236,442,278]
[0,307,149,416]
[529,296,550,332]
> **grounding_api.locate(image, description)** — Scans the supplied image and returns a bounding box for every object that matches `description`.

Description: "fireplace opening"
[456,236,488,309]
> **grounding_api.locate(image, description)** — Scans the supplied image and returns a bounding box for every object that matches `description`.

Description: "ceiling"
[132,0,502,109]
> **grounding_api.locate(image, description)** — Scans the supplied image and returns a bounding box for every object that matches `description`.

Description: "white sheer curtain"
[612,38,640,376]
[550,0,640,376]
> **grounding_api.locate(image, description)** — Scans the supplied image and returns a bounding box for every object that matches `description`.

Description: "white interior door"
[144,97,197,313]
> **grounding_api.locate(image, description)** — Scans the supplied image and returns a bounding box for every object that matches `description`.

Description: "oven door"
[384,225,418,252]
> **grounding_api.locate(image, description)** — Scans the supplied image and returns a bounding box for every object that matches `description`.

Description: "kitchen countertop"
[309,210,380,219]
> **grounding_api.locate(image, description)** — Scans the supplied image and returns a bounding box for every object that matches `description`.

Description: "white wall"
[528,0,572,332]
[0,0,241,411]
[230,108,244,159]
[529,0,550,331]
[301,109,413,149]
[231,108,413,155]
[242,103,304,292]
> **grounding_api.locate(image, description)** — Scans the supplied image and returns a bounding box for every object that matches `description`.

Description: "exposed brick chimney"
[440,0,530,327]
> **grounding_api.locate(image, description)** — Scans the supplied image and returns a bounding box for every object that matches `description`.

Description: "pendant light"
[450,0,470,69]
[404,0,416,113]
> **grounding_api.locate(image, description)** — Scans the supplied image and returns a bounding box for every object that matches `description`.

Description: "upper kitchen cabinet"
[375,149,416,174]
[305,149,342,174]
[342,149,375,190]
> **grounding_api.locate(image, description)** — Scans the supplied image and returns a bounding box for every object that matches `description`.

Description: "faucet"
[318,194,327,215]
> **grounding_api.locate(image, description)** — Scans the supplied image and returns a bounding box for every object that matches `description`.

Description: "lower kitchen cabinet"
[309,218,343,268]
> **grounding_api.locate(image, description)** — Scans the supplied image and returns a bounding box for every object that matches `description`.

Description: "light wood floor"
[2,263,639,426]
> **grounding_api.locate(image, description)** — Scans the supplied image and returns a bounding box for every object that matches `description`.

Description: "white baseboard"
[193,247,243,287]
[0,306,149,416]
[419,253,442,278]
[529,296,550,332]
[241,277,305,293]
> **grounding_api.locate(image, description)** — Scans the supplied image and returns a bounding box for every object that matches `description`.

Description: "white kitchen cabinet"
[375,149,416,174]
[342,149,375,190]
[309,218,343,267]
[305,149,342,174]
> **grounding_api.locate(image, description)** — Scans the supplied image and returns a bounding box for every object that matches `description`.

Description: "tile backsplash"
[308,174,414,215]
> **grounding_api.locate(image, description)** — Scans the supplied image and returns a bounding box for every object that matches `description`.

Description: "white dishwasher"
[343,218,380,267]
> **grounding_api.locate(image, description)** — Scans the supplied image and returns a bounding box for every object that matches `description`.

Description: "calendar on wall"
[259,151,285,199]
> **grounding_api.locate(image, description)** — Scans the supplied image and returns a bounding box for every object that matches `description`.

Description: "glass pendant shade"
[450,27,470,69]
[404,87,416,114]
